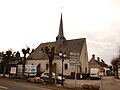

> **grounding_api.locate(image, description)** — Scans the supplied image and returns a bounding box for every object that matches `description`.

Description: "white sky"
[0,0,120,65]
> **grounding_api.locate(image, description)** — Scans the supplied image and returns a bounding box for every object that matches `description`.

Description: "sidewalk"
[65,76,120,90]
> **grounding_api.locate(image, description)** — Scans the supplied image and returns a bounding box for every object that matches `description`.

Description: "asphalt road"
[0,79,52,90]
[0,76,120,90]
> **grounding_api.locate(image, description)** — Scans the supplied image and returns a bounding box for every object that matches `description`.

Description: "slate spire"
[56,13,66,44]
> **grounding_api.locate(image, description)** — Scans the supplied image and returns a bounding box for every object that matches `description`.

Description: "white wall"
[26,59,71,76]
[79,41,89,73]
[26,41,89,76]
[27,59,82,76]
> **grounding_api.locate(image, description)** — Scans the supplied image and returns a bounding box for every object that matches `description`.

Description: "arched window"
[54,63,56,66]
[37,63,41,70]
[64,63,68,70]
[85,67,87,73]
[37,63,41,76]
[53,63,57,73]
[46,64,49,70]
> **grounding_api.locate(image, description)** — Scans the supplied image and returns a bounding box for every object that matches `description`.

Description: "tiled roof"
[8,60,20,65]
[27,38,86,60]
[95,60,108,67]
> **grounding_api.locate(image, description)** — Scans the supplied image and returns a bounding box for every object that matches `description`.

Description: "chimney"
[97,57,100,62]
[101,59,104,63]
[92,54,95,59]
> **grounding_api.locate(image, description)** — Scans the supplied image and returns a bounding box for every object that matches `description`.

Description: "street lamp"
[58,51,66,86]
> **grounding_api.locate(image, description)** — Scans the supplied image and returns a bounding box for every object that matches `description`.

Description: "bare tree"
[41,46,55,83]
[111,46,120,79]
[3,50,12,77]
[111,56,120,79]
[15,51,21,61]
[21,47,30,79]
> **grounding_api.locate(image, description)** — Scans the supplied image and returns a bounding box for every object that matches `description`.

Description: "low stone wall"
[82,84,100,90]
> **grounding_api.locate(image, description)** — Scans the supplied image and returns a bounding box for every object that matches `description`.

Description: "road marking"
[0,86,8,89]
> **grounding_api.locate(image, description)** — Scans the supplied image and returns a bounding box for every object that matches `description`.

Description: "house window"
[37,63,41,70]
[79,66,82,72]
[54,63,56,67]
[64,64,68,70]
[37,63,41,76]
[46,64,49,70]
[85,67,87,73]
[53,63,57,73]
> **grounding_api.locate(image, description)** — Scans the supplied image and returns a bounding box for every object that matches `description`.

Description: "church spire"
[56,13,66,44]
[59,13,64,36]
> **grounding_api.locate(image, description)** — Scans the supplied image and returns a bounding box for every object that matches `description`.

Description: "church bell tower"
[56,13,66,44]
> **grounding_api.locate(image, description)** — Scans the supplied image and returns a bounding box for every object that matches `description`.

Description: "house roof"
[89,55,108,67]
[27,38,86,60]
[95,60,108,67]
[8,60,20,65]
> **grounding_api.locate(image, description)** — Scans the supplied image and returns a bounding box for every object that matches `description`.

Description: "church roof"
[27,38,86,60]
[27,14,87,60]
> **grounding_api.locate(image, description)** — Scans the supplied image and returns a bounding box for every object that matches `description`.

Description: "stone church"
[26,14,89,77]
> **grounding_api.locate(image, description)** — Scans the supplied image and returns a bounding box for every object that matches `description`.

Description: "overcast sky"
[0,0,120,65]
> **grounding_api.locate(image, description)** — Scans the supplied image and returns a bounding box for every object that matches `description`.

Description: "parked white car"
[40,72,65,83]
[90,68,101,80]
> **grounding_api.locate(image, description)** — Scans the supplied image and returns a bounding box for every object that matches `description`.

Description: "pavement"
[64,76,120,90]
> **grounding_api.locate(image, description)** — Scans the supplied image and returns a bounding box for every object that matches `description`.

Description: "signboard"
[69,52,82,88]
[70,52,80,56]
[69,52,81,66]
[69,61,82,66]
[10,67,16,74]
[17,65,37,76]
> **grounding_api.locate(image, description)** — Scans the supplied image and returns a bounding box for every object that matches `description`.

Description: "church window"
[64,64,68,70]
[37,63,41,76]
[37,63,41,70]
[46,64,49,70]
[85,67,87,73]
[54,63,56,67]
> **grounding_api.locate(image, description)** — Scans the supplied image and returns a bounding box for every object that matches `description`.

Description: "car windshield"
[42,72,56,76]
[44,73,49,76]
[52,73,55,76]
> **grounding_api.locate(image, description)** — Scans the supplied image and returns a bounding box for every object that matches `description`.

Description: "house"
[118,63,120,78]
[0,52,3,73]
[89,54,109,76]
[0,57,2,63]
[26,14,89,77]
[0,52,3,63]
